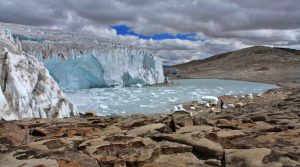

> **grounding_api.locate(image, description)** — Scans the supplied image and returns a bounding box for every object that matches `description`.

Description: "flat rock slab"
[176,125,214,134]
[126,123,171,137]
[225,148,271,167]
[157,141,193,154]
[154,132,224,159]
[142,152,205,167]
[0,150,59,167]
[79,135,160,166]
[217,130,246,139]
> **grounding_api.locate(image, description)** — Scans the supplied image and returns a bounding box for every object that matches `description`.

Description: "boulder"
[250,115,268,122]
[157,141,193,154]
[217,130,246,139]
[193,116,212,126]
[154,133,224,159]
[0,122,27,146]
[173,114,194,127]
[225,148,272,167]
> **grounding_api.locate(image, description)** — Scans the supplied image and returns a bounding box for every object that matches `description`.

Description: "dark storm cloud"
[0,0,69,26]
[1,0,299,36]
[0,0,299,64]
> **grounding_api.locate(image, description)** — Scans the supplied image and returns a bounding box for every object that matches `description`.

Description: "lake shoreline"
[1,85,300,166]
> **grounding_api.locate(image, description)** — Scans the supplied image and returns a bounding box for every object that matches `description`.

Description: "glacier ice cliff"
[22,43,165,91]
[0,23,165,91]
[0,29,78,120]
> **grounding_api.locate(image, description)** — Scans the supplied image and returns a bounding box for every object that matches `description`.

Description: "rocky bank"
[0,88,299,167]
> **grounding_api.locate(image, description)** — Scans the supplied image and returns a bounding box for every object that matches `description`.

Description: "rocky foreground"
[0,88,299,166]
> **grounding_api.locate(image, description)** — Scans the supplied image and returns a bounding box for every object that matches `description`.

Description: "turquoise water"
[66,79,278,115]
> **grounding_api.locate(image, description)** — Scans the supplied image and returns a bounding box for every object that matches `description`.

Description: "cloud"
[0,0,299,64]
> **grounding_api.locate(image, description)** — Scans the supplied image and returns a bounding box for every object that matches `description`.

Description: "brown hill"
[167,46,300,88]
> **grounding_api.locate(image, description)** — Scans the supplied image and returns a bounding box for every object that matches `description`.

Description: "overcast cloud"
[0,0,299,65]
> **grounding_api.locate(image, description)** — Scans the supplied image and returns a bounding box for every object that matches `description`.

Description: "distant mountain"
[166,46,300,88]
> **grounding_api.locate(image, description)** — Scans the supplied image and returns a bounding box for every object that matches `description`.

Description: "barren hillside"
[167,46,300,88]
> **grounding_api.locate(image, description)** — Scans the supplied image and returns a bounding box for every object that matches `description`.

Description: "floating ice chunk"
[168,98,179,102]
[201,96,219,105]
[99,104,108,109]
[136,83,143,88]
[173,105,179,111]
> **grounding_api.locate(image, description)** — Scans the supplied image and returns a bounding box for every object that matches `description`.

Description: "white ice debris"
[0,30,78,120]
[257,93,263,97]
[190,106,196,110]
[228,104,235,108]
[247,94,254,99]
[173,104,186,111]
[205,103,210,108]
[136,83,143,88]
[235,102,244,108]
[197,100,205,105]
[177,104,186,111]
[201,96,219,105]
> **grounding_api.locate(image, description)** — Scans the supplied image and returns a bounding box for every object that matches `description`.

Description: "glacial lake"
[65,79,278,115]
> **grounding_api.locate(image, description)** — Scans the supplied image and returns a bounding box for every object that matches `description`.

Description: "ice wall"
[21,41,165,91]
[0,22,165,91]
[0,29,78,120]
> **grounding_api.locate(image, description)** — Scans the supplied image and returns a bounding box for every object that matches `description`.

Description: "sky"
[0,0,300,65]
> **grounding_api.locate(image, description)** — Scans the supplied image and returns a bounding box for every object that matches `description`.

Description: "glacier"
[0,29,78,120]
[0,23,165,91]
[29,47,164,91]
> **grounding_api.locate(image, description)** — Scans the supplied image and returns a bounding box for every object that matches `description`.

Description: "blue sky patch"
[111,25,201,41]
